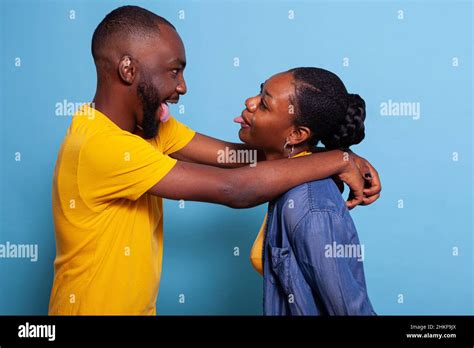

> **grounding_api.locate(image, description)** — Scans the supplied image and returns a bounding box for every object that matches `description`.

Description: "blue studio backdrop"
[0,0,472,315]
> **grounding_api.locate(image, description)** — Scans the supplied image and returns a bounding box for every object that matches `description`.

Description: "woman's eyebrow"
[260,82,273,98]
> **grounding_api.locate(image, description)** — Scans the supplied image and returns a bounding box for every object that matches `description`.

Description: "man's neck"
[92,87,137,134]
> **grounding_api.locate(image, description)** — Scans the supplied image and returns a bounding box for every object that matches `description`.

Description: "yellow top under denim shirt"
[250,151,312,275]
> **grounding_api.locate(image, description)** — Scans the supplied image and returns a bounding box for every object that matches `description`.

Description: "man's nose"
[245,96,259,112]
[176,77,187,95]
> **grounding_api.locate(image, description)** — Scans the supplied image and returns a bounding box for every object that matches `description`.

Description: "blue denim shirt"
[262,178,376,315]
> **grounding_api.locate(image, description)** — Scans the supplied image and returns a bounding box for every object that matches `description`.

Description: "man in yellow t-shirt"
[49,6,381,315]
[50,104,195,315]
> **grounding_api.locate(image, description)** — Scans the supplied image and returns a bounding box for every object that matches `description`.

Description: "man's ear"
[118,56,136,85]
[288,126,311,146]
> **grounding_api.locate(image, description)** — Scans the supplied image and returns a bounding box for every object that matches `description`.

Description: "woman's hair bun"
[320,94,366,150]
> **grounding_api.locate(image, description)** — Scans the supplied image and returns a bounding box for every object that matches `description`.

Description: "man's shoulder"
[62,125,157,175]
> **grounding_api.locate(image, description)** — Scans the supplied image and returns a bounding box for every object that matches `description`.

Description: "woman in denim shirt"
[234,67,376,315]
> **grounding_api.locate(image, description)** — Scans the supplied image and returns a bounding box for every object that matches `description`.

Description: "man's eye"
[171,69,179,76]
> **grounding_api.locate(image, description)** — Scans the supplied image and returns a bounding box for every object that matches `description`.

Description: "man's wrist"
[316,149,350,175]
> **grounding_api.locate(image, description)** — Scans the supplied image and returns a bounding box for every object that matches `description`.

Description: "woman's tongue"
[233,116,250,128]
[158,102,170,123]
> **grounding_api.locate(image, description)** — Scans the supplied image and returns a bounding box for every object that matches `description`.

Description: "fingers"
[341,165,364,209]
[341,153,382,208]
[358,161,372,180]
[363,186,380,198]
[353,155,381,198]
[345,189,364,210]
[363,164,381,197]
[339,153,373,209]
[362,193,380,205]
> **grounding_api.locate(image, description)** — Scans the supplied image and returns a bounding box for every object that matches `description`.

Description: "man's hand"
[338,151,381,209]
[350,151,381,206]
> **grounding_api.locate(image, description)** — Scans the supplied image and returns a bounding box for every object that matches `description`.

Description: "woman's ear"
[288,126,311,146]
[118,55,136,85]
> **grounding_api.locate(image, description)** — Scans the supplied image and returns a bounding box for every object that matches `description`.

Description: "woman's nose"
[245,96,259,112]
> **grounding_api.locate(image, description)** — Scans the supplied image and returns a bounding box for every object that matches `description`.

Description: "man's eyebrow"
[168,58,186,68]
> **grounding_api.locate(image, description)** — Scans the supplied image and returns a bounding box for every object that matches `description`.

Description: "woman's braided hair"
[289,67,366,150]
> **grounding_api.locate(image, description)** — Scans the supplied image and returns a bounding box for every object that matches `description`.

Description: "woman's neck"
[263,145,311,161]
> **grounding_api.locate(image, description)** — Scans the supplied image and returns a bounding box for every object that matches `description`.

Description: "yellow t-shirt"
[49,104,195,315]
[250,151,312,276]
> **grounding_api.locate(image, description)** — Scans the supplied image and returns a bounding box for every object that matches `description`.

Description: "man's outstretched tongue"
[159,102,170,123]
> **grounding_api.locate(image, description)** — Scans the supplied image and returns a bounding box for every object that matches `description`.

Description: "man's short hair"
[91,5,175,60]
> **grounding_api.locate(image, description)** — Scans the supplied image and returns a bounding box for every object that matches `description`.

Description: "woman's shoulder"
[277,178,347,217]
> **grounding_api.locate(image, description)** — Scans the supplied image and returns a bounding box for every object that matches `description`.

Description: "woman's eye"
[259,100,266,110]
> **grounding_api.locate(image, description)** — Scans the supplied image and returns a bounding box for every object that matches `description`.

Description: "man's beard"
[137,78,161,139]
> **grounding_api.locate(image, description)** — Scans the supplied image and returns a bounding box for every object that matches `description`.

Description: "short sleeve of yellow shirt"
[79,132,175,205]
[79,111,195,206]
[49,105,195,315]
